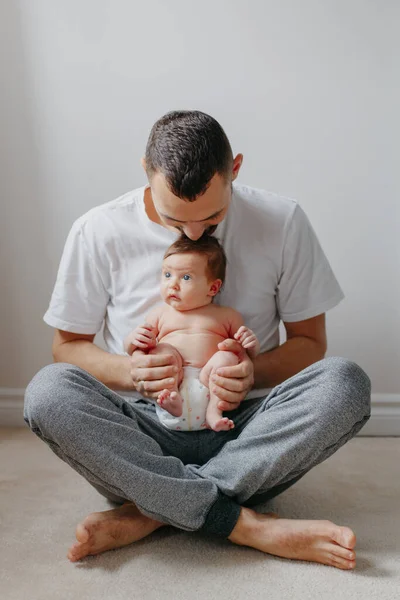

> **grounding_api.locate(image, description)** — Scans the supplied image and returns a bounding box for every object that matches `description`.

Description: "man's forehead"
[151,172,230,222]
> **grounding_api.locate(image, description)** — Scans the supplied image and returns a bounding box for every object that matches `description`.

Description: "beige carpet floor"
[1,428,399,600]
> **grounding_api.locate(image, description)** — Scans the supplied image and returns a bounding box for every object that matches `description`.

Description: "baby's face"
[161,253,219,311]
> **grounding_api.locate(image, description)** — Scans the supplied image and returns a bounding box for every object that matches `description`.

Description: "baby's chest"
[159,312,229,339]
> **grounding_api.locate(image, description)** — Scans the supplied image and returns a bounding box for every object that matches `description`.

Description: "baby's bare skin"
[124,252,259,431]
[127,307,253,431]
[155,303,238,368]
[68,504,356,570]
[150,304,244,430]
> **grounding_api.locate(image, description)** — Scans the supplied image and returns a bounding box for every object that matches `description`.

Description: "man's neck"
[144,186,163,226]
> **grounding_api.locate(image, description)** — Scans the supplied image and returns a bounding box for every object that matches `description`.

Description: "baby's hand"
[124,324,157,355]
[234,326,260,358]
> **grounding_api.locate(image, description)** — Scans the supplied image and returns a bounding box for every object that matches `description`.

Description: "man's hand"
[212,339,254,411]
[129,350,179,399]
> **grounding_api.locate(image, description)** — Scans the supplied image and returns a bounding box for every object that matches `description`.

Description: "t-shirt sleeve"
[43,220,109,334]
[276,203,344,322]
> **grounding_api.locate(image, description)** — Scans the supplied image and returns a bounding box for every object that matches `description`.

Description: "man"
[24,110,371,569]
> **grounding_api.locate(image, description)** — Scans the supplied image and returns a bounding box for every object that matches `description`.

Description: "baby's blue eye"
[164,272,171,278]
[183,274,191,281]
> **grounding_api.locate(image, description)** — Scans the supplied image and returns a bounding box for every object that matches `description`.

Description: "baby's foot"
[157,389,183,417]
[208,417,235,432]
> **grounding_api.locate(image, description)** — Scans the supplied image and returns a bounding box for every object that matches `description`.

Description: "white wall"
[1,0,399,393]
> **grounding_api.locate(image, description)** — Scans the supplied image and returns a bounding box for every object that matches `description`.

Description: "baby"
[124,235,259,432]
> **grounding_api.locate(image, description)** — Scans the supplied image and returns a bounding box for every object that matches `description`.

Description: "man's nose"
[183,223,205,240]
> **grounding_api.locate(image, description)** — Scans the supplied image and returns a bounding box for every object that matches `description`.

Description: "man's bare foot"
[228,508,357,570]
[67,502,165,562]
[208,416,235,432]
[157,389,183,417]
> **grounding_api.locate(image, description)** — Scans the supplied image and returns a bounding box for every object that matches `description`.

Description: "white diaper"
[156,366,210,431]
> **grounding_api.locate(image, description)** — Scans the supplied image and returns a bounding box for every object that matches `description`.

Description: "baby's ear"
[209,279,222,296]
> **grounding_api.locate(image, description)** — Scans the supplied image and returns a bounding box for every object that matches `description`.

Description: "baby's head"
[161,235,226,311]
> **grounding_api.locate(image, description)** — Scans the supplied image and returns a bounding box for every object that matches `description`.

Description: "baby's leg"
[148,343,184,417]
[199,351,239,432]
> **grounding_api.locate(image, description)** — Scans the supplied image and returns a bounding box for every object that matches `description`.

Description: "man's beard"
[204,224,218,236]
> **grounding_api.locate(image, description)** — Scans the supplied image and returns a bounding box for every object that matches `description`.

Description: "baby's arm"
[228,310,260,360]
[123,308,161,356]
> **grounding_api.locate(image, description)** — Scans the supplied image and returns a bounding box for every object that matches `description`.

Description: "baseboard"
[0,388,399,435]
[0,389,26,427]
[358,394,400,436]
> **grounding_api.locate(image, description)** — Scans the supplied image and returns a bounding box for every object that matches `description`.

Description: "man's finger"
[213,383,242,402]
[216,363,249,378]
[141,378,176,394]
[217,400,241,412]
[218,339,244,356]
[134,353,176,367]
[134,366,177,381]
[210,375,245,393]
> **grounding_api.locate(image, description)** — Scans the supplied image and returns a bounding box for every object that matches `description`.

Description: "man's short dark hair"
[163,235,227,284]
[145,110,233,201]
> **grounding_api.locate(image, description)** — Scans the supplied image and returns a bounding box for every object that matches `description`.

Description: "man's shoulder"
[70,186,146,241]
[233,182,298,215]
[229,183,299,243]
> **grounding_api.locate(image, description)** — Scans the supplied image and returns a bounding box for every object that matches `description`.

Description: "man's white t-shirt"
[44,182,344,401]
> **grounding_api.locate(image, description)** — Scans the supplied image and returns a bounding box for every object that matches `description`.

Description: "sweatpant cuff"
[200,492,241,538]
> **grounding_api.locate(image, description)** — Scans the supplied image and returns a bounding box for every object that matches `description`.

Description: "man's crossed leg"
[24,357,370,570]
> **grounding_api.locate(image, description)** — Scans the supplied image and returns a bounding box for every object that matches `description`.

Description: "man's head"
[142,110,243,240]
[161,235,227,311]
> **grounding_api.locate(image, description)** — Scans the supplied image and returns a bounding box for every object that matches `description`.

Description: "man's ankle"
[228,507,255,545]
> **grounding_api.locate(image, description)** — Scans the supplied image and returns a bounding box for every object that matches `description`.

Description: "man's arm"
[210,313,326,409]
[52,327,178,395]
[52,330,133,391]
[252,313,327,389]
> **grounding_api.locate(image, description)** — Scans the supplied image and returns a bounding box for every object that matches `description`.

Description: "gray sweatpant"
[24,357,371,538]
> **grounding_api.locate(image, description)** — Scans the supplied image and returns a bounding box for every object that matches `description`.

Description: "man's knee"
[24,363,85,432]
[319,356,371,420]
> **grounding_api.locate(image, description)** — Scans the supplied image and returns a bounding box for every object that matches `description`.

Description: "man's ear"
[208,279,222,296]
[141,157,147,171]
[231,153,243,182]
